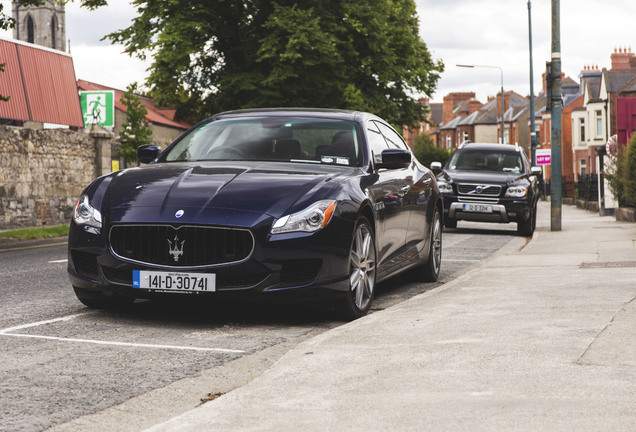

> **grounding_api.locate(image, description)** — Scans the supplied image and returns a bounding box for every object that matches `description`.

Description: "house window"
[595,110,603,138]
[445,134,451,151]
[462,131,469,143]
[579,118,585,142]
[503,128,509,144]
[580,159,586,176]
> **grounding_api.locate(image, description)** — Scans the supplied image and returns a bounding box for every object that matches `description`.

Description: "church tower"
[12,0,66,52]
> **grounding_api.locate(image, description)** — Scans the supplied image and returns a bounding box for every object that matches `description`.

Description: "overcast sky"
[416,0,636,103]
[3,0,635,105]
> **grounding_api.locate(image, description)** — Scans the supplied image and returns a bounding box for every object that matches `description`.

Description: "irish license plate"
[132,270,216,292]
[462,203,492,213]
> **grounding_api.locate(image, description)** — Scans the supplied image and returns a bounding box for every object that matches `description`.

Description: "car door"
[365,121,409,271]
[375,121,431,255]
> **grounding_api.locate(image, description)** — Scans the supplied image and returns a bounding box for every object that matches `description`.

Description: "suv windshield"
[161,117,361,167]
[447,150,524,174]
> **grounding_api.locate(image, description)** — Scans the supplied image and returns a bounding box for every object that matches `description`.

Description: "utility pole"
[528,0,537,166]
[550,0,562,231]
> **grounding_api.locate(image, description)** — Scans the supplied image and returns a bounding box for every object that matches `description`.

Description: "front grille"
[109,224,254,267]
[71,250,99,278]
[457,183,502,197]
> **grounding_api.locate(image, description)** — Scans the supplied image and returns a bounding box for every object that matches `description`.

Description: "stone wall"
[0,126,101,229]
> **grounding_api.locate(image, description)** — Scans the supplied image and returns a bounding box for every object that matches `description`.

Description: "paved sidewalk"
[148,201,636,432]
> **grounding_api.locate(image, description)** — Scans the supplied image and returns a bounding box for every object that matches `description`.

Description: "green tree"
[118,83,152,165]
[92,0,443,127]
[413,132,450,168]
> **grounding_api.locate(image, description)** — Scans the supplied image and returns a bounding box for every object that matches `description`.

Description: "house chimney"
[611,47,636,70]
[442,92,475,124]
[468,100,482,115]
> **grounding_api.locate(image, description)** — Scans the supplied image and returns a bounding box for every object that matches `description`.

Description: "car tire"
[73,286,135,309]
[406,206,442,282]
[517,203,536,237]
[444,217,457,229]
[337,217,376,321]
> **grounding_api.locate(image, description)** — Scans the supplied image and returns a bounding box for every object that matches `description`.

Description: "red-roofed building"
[0,38,83,128]
[77,79,192,148]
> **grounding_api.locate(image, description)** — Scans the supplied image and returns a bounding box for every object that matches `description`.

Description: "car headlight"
[438,182,453,194]
[505,185,528,198]
[73,194,102,228]
[271,200,337,234]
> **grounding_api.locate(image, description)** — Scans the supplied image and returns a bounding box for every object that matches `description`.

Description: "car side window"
[375,121,409,151]
[366,121,389,164]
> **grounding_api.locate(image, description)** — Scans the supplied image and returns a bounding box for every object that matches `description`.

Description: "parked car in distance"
[68,108,443,320]
[431,142,541,236]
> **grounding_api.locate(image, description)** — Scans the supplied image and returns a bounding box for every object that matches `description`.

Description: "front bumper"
[67,219,354,301]
[443,197,532,224]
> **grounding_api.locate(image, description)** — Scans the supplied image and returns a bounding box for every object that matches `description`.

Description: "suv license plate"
[463,203,493,213]
[133,270,216,292]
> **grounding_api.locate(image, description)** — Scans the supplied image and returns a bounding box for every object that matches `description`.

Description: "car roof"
[210,107,390,125]
[456,142,523,152]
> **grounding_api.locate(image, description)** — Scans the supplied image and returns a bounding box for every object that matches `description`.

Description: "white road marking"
[1,333,245,353]
[0,313,89,334]
[0,313,245,354]
[443,258,482,262]
[48,259,68,263]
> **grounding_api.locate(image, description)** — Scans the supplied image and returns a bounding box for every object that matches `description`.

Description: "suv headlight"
[438,182,453,194]
[505,185,528,198]
[73,194,102,228]
[271,200,336,234]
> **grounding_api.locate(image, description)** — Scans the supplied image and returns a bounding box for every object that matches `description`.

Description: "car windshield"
[161,116,362,167]
[447,150,524,174]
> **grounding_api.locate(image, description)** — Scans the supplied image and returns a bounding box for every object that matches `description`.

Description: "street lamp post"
[528,0,537,166]
[457,64,505,143]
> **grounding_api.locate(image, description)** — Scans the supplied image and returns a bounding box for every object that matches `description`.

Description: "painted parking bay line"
[0,313,245,354]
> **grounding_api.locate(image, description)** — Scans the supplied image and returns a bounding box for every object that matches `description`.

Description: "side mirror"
[138,145,161,164]
[531,166,542,176]
[431,161,442,172]
[376,148,411,170]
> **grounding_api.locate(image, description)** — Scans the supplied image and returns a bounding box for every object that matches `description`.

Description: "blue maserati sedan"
[68,108,443,320]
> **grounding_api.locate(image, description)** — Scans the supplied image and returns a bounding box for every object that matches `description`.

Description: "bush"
[413,132,450,168]
[620,134,636,206]
[607,132,636,207]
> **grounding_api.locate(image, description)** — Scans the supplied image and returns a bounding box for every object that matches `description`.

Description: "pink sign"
[536,149,551,165]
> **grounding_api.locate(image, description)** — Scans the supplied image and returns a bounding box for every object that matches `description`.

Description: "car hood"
[96,162,351,226]
[440,170,526,185]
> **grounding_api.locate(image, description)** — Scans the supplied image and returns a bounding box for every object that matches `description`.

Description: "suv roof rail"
[458,140,473,149]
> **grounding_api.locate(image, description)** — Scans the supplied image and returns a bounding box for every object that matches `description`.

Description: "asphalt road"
[0,221,519,432]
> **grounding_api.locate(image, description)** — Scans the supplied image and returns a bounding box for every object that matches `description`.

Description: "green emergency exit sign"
[80,91,115,128]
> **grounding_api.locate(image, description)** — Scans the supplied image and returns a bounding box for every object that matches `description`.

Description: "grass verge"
[0,225,69,243]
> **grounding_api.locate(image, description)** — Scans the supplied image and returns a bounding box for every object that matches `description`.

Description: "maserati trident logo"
[167,235,185,262]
